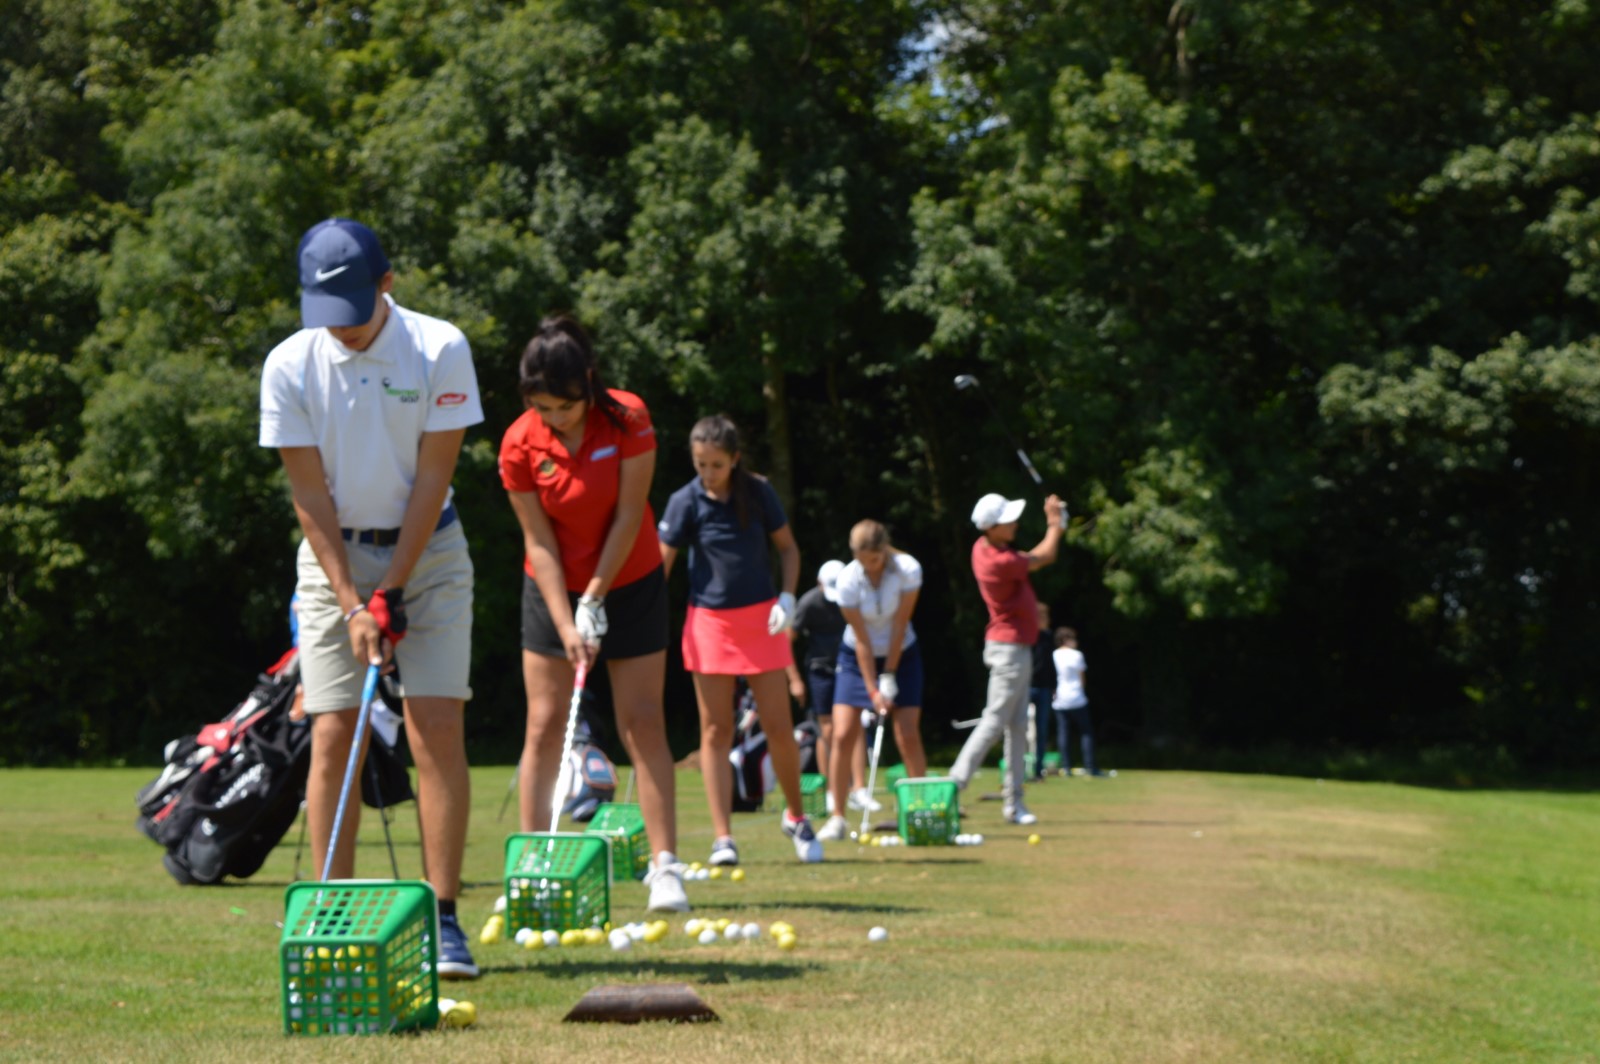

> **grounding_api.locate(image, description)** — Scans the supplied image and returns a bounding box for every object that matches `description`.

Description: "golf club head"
[953,373,979,391]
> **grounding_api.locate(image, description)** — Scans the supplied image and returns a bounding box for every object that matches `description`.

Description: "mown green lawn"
[2,765,1597,1063]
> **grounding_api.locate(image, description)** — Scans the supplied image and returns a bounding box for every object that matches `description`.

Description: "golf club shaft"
[975,387,1044,486]
[958,373,1047,486]
[321,662,380,881]
[496,752,521,822]
[860,714,886,837]
[549,661,589,836]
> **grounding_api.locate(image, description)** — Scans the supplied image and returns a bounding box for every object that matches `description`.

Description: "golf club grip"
[322,662,380,881]
[549,661,588,836]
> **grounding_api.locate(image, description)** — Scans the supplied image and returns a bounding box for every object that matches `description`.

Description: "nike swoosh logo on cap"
[313,264,350,282]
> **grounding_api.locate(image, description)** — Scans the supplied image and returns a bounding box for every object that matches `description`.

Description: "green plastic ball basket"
[504,832,612,937]
[279,879,440,1036]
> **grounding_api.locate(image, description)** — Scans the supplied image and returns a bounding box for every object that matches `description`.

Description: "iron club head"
[953,373,979,391]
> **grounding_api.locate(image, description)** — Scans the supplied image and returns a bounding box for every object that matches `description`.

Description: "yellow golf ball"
[479,921,502,945]
[1028,833,1041,845]
[560,929,584,947]
[730,868,745,882]
[709,867,723,880]
[441,999,477,1028]
[583,927,605,946]
[776,932,798,951]
[523,933,544,951]
[770,921,793,938]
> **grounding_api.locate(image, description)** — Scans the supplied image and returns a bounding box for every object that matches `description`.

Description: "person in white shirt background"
[816,520,927,842]
[1051,626,1106,777]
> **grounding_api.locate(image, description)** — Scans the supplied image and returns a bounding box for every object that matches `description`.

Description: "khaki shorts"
[296,520,474,713]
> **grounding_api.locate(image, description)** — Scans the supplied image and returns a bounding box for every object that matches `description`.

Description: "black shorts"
[521,566,669,662]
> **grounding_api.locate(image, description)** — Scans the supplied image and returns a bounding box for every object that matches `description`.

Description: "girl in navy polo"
[658,415,822,865]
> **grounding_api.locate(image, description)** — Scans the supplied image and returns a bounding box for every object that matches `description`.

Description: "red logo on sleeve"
[436,393,468,407]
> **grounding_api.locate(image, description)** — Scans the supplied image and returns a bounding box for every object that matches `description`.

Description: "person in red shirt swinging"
[948,491,1067,827]
[498,315,687,912]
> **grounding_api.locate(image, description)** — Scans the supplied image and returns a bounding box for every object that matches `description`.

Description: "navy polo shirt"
[658,474,788,609]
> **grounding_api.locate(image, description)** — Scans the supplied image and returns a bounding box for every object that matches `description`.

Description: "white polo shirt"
[1053,646,1087,709]
[836,552,922,656]
[259,296,484,529]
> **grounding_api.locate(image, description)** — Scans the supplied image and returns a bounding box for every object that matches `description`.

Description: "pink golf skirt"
[682,600,794,675]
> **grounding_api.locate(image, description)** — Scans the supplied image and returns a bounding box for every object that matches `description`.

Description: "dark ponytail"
[518,315,627,430]
[690,414,759,528]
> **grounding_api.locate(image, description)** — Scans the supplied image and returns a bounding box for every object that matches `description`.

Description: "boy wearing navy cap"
[260,219,483,978]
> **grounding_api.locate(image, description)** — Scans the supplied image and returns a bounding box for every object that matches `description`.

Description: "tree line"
[4,0,1598,773]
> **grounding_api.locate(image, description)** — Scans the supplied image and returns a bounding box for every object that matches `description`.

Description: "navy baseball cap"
[297,218,390,328]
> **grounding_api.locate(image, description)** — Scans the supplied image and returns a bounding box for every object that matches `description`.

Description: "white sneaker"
[848,788,883,812]
[816,815,851,841]
[1003,804,1039,826]
[781,814,824,863]
[825,790,837,814]
[708,836,739,866]
[645,852,690,913]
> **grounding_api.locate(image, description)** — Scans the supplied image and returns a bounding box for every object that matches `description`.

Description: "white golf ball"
[741,922,761,939]
[514,927,535,947]
[626,923,646,941]
[723,924,741,941]
[609,931,633,952]
[542,929,561,947]
[972,834,984,845]
[868,926,889,943]
[697,928,719,945]
[493,894,507,914]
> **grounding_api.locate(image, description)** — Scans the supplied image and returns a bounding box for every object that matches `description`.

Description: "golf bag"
[136,649,310,884]
[560,717,618,823]
[794,718,821,775]
[729,690,776,812]
[136,649,414,885]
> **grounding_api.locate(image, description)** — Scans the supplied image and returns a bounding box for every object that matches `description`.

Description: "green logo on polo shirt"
[381,377,420,403]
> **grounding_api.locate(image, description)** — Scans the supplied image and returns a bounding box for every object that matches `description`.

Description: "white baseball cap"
[817,559,846,604]
[971,493,1026,530]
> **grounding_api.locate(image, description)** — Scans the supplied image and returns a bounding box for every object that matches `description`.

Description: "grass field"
[4,764,1599,1063]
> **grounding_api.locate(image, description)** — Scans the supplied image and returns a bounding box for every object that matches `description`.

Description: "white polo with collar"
[260,295,484,529]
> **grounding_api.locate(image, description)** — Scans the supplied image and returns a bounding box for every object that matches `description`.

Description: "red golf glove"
[367,587,408,646]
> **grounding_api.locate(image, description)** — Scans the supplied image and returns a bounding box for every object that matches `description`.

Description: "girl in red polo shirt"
[499,316,687,912]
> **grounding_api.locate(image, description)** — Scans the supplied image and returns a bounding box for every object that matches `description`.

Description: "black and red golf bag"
[135,649,414,885]
[136,649,311,884]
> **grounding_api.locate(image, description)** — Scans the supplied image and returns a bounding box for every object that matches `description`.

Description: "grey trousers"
[950,641,1032,809]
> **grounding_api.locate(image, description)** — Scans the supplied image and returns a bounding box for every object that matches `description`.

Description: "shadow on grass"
[832,857,986,865]
[734,898,926,915]
[479,958,815,983]
[1068,819,1230,828]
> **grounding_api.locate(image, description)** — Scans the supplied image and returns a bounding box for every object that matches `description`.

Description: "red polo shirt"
[499,389,661,591]
[972,535,1037,644]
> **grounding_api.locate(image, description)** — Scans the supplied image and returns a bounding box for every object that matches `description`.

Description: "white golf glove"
[878,672,899,705]
[767,591,796,635]
[575,594,608,647]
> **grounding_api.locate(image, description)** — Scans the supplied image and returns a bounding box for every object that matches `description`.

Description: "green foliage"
[4,0,1600,766]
